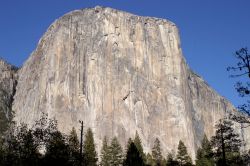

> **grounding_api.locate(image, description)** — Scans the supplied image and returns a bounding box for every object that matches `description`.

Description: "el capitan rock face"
[12,6,250,159]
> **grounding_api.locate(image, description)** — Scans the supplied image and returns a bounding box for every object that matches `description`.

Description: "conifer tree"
[134,131,146,162]
[100,136,110,166]
[0,137,6,166]
[211,119,242,166]
[83,128,98,166]
[17,125,40,166]
[33,113,58,150]
[109,137,123,166]
[196,135,214,166]
[68,127,80,166]
[152,138,162,166]
[166,152,178,166]
[176,140,192,166]
[126,137,133,153]
[145,153,154,166]
[2,124,20,165]
[44,131,70,166]
[124,142,145,166]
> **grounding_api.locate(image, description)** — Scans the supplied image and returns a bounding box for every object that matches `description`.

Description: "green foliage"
[33,113,58,150]
[152,138,162,166]
[109,137,123,166]
[211,119,242,166]
[176,140,192,166]
[44,131,70,166]
[166,152,178,166]
[124,142,145,166]
[0,123,41,166]
[0,137,4,165]
[126,138,133,153]
[100,136,110,166]
[145,153,154,166]
[134,131,145,161]
[83,128,98,166]
[241,150,250,165]
[17,124,40,166]
[195,135,214,166]
[3,124,21,165]
[68,127,80,166]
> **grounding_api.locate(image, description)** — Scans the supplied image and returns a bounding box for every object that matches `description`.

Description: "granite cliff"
[4,6,248,159]
[0,59,17,135]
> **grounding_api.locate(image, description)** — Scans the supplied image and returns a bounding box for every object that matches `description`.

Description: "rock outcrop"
[11,6,250,159]
[0,59,18,135]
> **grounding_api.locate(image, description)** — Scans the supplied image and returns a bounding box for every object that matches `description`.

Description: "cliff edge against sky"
[0,6,247,159]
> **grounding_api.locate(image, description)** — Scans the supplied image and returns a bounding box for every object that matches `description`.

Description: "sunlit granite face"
[12,6,250,159]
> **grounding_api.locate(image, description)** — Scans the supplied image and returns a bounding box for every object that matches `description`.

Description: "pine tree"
[211,119,242,166]
[44,130,70,166]
[83,128,98,166]
[166,152,178,166]
[126,138,133,153]
[1,123,21,165]
[33,113,58,150]
[134,131,146,162]
[100,136,110,166]
[152,138,162,166]
[0,137,5,165]
[176,140,192,166]
[145,153,154,166]
[241,149,250,165]
[196,135,214,166]
[68,127,80,166]
[16,125,40,166]
[124,142,145,166]
[109,137,123,166]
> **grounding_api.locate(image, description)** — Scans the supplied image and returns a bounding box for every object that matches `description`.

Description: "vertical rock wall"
[12,6,250,159]
[0,59,18,135]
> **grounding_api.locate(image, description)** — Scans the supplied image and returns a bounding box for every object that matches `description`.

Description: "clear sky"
[0,0,250,108]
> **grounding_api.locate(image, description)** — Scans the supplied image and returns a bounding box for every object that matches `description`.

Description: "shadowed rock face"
[12,6,250,159]
[0,59,18,135]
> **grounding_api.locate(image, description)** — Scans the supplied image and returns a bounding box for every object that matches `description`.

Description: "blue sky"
[0,0,250,108]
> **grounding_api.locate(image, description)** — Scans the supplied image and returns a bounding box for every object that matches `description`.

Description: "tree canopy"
[211,119,242,166]
[176,140,192,166]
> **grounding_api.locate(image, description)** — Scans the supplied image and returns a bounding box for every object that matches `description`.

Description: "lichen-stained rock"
[12,6,250,159]
[0,59,18,135]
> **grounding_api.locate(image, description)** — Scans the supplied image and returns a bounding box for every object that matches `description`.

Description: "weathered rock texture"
[0,59,17,135]
[12,6,250,159]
